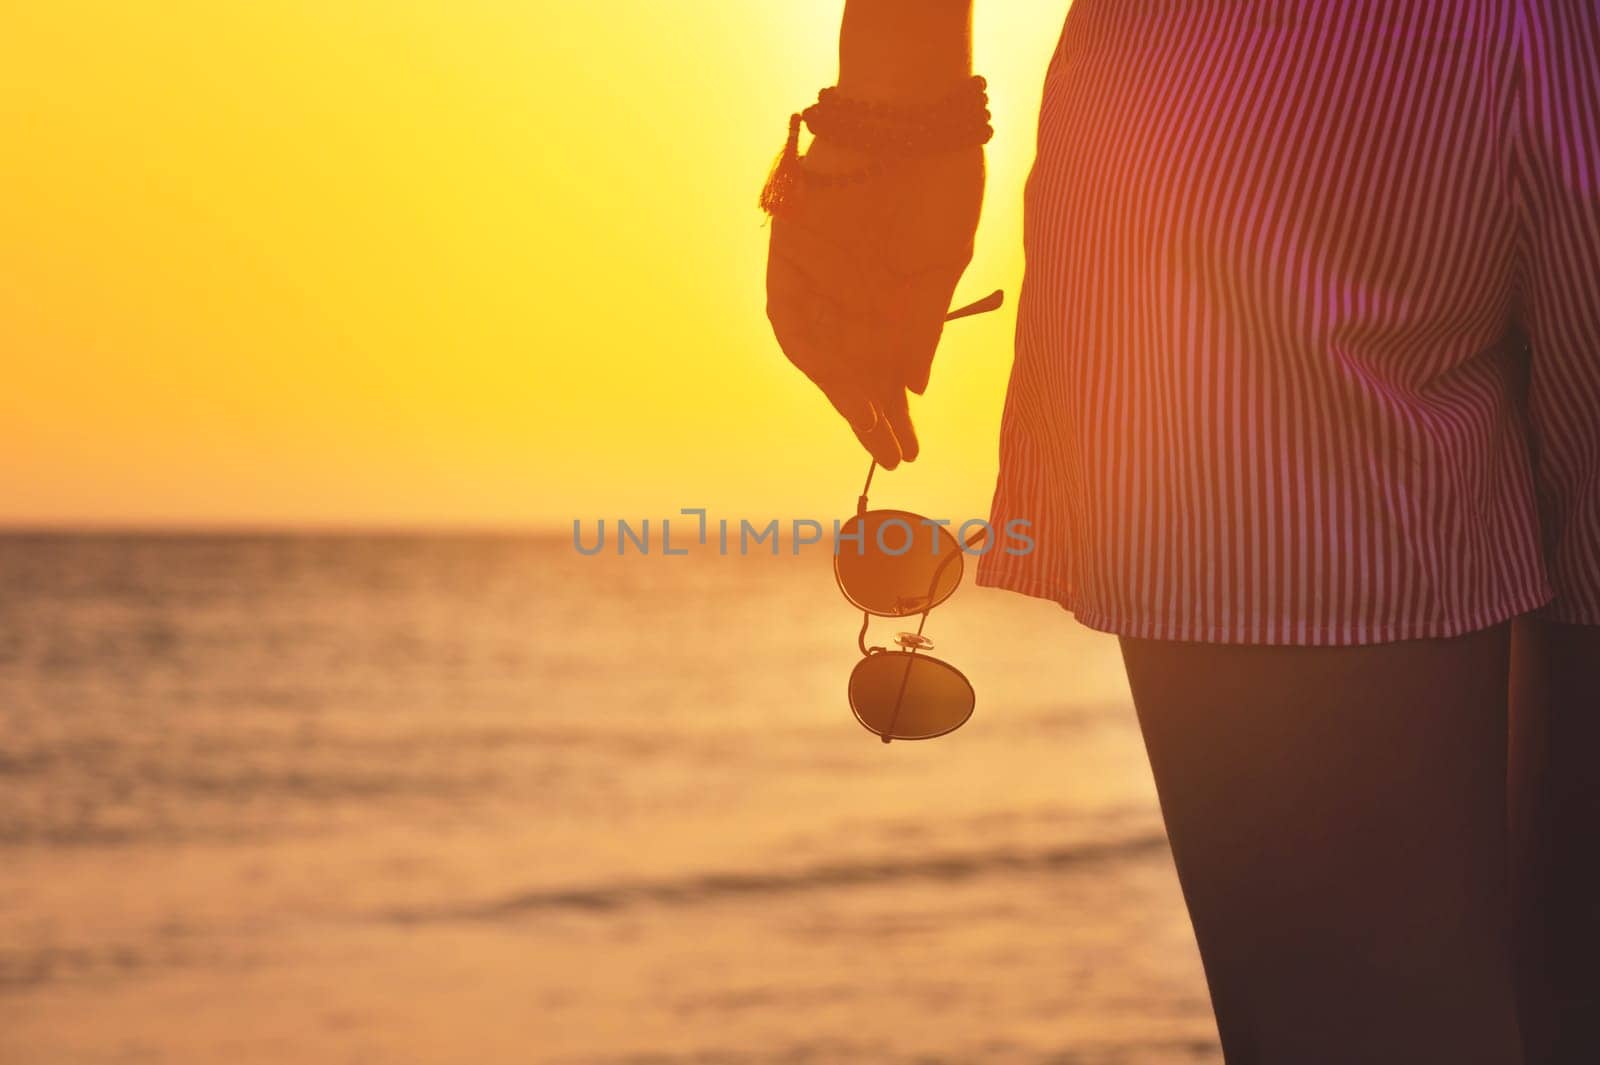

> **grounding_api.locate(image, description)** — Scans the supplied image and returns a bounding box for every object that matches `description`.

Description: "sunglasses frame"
[848,648,976,743]
[837,458,982,744]
[828,288,1002,744]
[833,502,966,619]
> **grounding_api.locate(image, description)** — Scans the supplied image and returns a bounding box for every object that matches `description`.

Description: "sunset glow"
[2,2,1068,527]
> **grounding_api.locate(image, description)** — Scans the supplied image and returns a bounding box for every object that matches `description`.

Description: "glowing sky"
[2,2,1069,527]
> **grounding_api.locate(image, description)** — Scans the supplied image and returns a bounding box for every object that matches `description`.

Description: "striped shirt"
[977,0,1600,645]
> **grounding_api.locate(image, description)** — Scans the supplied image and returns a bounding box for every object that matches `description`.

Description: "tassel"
[759,113,804,216]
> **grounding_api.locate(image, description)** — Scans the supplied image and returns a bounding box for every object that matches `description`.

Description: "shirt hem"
[973,566,1557,647]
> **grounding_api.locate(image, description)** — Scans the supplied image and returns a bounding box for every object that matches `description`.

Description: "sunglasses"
[833,288,1003,743]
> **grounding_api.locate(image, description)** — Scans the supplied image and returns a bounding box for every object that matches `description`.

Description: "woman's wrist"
[836,68,973,108]
[837,0,973,106]
[804,78,992,157]
[758,2,980,217]
[800,137,876,177]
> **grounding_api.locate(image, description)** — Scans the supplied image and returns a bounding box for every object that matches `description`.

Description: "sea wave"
[388,833,1171,922]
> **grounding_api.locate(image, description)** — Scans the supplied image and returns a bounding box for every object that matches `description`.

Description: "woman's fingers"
[766,332,876,433]
[890,259,969,396]
[818,375,880,440]
[766,266,906,465]
[839,301,917,467]
[874,383,918,465]
[899,294,947,397]
[765,211,936,468]
[850,402,907,470]
[801,367,904,469]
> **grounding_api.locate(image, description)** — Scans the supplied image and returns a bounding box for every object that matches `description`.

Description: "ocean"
[0,534,1220,1064]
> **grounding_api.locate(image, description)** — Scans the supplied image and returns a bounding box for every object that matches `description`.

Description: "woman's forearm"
[838,0,973,104]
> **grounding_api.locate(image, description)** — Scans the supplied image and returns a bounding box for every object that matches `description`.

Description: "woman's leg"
[1120,624,1523,1065]
[1511,618,1600,1065]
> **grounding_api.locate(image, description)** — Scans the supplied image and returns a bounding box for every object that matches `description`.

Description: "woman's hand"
[765,138,984,468]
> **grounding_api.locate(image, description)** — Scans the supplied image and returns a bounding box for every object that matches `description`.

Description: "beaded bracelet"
[760,76,993,216]
[808,77,993,155]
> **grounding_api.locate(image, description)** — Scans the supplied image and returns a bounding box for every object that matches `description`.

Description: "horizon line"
[0,520,576,538]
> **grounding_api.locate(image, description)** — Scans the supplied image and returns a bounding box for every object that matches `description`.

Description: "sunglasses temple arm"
[857,459,877,515]
[912,525,986,623]
[864,519,986,746]
[944,289,1004,322]
[880,642,918,745]
[888,536,973,743]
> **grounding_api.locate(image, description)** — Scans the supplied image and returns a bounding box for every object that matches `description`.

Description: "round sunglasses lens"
[848,652,975,741]
[835,511,964,617]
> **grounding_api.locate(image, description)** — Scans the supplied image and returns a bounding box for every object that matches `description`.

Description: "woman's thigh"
[1120,624,1522,1065]
[1511,618,1600,1065]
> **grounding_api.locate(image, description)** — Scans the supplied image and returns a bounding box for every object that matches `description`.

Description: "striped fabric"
[976,0,1600,645]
